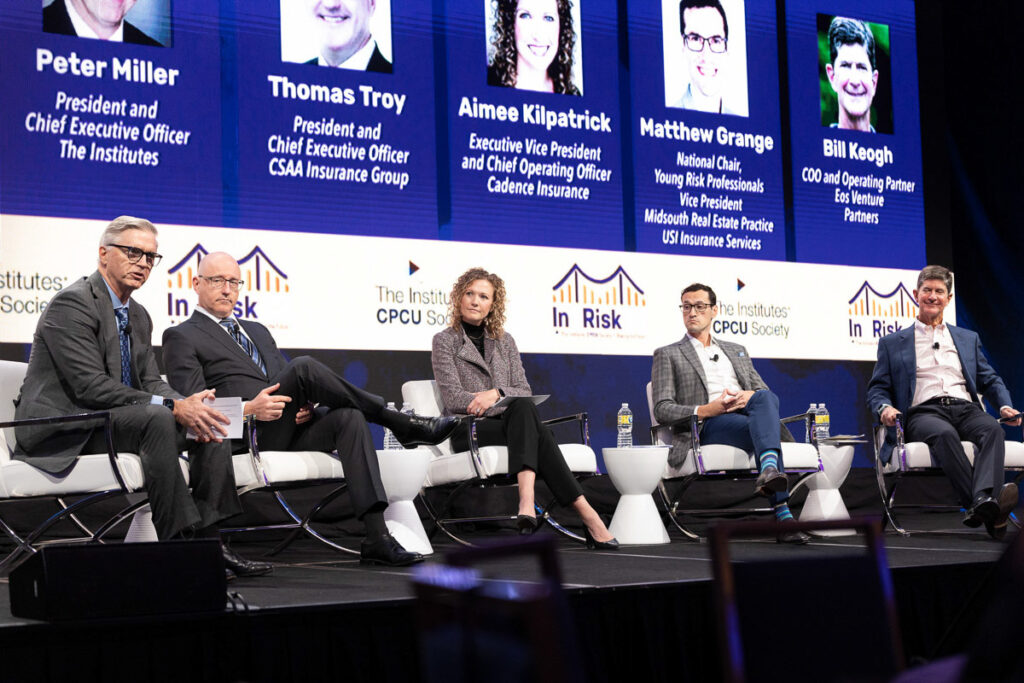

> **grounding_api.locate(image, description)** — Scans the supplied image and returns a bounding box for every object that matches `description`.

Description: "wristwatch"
[162,398,175,411]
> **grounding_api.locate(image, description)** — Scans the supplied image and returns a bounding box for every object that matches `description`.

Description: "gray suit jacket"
[651,336,790,467]
[13,271,181,472]
[431,326,531,417]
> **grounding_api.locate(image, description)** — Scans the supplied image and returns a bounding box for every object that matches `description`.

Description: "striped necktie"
[114,307,132,386]
[220,319,266,374]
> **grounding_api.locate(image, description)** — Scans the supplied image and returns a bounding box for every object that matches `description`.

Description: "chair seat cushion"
[880,440,1024,473]
[424,443,597,487]
[1,453,145,498]
[664,442,820,479]
[233,450,345,488]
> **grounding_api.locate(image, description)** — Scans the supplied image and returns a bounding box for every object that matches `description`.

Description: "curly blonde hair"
[448,267,507,338]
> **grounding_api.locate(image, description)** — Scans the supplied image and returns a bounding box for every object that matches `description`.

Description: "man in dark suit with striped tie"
[162,252,457,566]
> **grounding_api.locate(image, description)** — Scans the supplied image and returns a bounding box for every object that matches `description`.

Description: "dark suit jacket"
[866,323,1013,463]
[43,0,163,47]
[162,311,284,400]
[303,44,392,73]
[13,271,181,471]
[651,337,792,467]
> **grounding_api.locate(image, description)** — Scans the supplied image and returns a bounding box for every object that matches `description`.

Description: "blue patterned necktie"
[220,319,266,374]
[114,307,132,386]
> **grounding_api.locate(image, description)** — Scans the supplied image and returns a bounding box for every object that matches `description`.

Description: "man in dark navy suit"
[44,0,163,46]
[162,252,455,566]
[302,0,392,73]
[868,265,1021,538]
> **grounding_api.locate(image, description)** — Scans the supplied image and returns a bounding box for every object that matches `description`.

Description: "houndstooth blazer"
[651,336,791,466]
[431,325,532,417]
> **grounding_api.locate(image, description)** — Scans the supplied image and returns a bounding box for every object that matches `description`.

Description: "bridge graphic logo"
[165,244,290,322]
[848,281,917,342]
[551,265,645,335]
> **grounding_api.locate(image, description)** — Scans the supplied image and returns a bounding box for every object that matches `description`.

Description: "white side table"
[377,448,433,556]
[602,446,671,545]
[797,442,857,536]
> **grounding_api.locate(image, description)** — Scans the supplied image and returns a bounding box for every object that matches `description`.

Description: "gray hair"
[99,216,157,247]
[916,265,953,294]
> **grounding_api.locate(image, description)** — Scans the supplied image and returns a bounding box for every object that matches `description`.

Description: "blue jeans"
[701,389,787,504]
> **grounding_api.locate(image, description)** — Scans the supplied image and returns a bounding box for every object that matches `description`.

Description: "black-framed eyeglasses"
[679,303,713,313]
[198,275,245,290]
[684,33,727,53]
[108,243,162,266]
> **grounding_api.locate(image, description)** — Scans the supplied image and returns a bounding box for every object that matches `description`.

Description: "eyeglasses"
[684,33,727,53]
[679,303,713,313]
[198,275,245,290]
[108,243,162,266]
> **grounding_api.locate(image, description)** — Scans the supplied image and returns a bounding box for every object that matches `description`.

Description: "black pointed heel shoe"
[584,528,619,550]
[517,514,539,535]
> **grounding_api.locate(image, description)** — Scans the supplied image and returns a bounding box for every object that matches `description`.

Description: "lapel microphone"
[710,354,720,362]
[932,342,939,350]
[124,324,132,335]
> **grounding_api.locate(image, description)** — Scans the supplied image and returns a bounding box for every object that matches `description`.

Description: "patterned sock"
[759,450,780,472]
[774,502,794,522]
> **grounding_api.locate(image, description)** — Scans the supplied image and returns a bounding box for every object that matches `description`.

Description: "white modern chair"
[645,382,822,540]
[873,414,1024,535]
[402,380,598,545]
[218,414,355,556]
[0,360,158,571]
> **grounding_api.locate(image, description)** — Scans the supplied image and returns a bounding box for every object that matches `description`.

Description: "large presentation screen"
[785,0,925,267]
[0,0,931,366]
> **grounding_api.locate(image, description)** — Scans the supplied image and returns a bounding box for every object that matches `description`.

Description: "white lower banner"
[0,214,936,360]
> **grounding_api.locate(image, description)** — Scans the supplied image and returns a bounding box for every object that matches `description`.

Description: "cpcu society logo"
[847,281,917,346]
[551,264,646,338]
[166,244,289,324]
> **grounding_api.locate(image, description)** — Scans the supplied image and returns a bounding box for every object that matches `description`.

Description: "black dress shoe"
[985,483,1019,540]
[360,533,424,566]
[517,514,539,535]
[754,466,788,497]
[584,528,620,550]
[395,415,460,448]
[964,494,999,528]
[777,528,811,544]
[222,543,274,578]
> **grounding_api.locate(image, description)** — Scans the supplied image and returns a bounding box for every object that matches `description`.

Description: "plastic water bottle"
[400,401,415,418]
[383,401,402,450]
[805,403,816,443]
[814,403,831,442]
[616,403,633,448]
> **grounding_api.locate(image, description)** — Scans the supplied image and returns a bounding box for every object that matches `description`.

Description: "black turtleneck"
[462,320,486,358]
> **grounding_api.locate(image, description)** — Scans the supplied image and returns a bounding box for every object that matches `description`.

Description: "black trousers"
[253,356,388,518]
[83,404,240,540]
[906,400,1006,507]
[452,398,584,506]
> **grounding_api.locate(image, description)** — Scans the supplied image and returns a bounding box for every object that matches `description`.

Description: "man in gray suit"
[651,282,808,543]
[13,216,270,578]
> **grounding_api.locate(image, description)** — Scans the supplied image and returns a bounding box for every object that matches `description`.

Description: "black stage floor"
[0,507,1013,683]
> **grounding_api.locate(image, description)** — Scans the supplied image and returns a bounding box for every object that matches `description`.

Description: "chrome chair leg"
[264,486,360,557]
[657,481,701,541]
[55,496,96,537]
[91,498,152,541]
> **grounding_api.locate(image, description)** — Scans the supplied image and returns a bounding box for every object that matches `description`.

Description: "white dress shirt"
[911,319,971,407]
[687,333,740,398]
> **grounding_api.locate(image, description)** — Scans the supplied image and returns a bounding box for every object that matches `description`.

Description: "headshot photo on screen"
[663,0,748,116]
[818,15,892,134]
[485,0,584,96]
[42,0,171,47]
[280,0,393,73]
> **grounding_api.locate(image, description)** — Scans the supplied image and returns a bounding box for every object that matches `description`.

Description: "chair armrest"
[780,411,813,424]
[0,411,131,493]
[541,412,589,446]
[244,414,270,487]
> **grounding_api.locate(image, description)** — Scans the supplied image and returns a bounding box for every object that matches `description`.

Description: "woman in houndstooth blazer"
[432,268,617,549]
